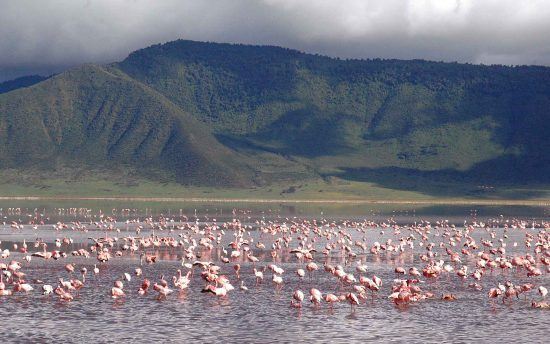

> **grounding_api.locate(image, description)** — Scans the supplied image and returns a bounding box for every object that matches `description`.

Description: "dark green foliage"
[0,40,549,191]
[0,75,49,94]
[0,65,254,186]
[117,40,549,184]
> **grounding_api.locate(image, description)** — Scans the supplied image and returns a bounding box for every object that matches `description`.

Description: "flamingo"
[272,274,283,291]
[539,286,548,299]
[111,280,125,298]
[291,289,304,308]
[253,268,264,285]
[346,292,360,312]
[309,288,322,307]
[324,293,340,308]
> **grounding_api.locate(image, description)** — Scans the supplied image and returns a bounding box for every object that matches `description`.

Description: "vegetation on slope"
[0,64,256,186]
[117,40,549,183]
[0,40,548,198]
[0,75,48,94]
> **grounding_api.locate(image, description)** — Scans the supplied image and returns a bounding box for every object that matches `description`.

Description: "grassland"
[0,169,547,206]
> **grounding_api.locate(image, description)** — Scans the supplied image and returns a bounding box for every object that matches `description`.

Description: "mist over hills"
[0,40,548,196]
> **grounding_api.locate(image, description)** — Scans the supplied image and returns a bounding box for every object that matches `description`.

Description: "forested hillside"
[0,40,548,195]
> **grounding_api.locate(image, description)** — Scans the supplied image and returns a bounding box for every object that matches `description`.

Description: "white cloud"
[1,0,550,79]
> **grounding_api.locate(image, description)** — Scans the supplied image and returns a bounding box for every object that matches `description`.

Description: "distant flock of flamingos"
[0,212,548,312]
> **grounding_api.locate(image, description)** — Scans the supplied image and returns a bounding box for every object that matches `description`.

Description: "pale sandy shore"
[0,196,548,206]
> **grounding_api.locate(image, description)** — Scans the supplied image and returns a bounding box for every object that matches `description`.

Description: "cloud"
[1,0,550,80]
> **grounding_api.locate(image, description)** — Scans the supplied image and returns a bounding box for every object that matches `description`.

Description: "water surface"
[0,202,548,343]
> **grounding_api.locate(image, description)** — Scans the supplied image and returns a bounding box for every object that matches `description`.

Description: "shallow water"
[0,203,548,343]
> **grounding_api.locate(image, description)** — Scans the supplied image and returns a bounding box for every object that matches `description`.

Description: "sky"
[2,0,550,81]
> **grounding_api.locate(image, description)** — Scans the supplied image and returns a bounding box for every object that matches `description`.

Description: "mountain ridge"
[0,39,548,195]
[0,63,257,186]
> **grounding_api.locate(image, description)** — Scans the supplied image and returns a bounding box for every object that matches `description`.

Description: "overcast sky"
[2,0,550,81]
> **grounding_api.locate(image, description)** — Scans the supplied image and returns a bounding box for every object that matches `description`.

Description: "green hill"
[0,40,548,199]
[0,64,256,187]
[117,40,549,183]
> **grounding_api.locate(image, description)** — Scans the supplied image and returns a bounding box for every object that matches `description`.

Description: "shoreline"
[0,196,548,206]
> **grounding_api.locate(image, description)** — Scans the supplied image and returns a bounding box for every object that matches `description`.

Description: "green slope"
[0,39,548,199]
[0,64,256,186]
[117,40,550,183]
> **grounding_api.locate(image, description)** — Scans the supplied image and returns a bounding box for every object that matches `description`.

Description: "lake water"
[0,202,548,343]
